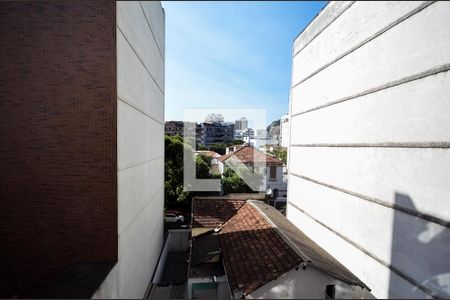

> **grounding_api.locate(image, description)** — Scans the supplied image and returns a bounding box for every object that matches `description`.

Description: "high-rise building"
[0,2,165,298]
[235,117,248,131]
[287,1,450,299]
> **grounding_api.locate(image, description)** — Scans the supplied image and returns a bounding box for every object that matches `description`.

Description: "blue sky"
[162,1,326,125]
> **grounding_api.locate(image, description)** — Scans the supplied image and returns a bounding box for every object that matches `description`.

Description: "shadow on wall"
[389,193,450,298]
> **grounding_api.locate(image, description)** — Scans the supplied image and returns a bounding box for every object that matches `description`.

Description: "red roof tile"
[218,146,283,166]
[196,150,221,158]
[218,201,367,296]
[218,203,303,295]
[192,197,246,228]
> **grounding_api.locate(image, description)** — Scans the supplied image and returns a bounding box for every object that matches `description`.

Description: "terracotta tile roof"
[196,150,220,158]
[192,197,246,228]
[218,201,367,296]
[217,152,233,162]
[218,146,283,166]
[218,203,303,295]
[251,201,367,289]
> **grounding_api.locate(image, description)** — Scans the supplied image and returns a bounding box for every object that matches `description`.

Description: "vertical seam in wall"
[292,1,436,89]
[286,41,295,217]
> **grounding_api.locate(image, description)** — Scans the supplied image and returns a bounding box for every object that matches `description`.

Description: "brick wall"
[0,1,117,297]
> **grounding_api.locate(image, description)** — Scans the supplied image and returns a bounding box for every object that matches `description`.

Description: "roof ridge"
[215,200,247,231]
[230,145,246,155]
[219,145,247,162]
[248,200,312,264]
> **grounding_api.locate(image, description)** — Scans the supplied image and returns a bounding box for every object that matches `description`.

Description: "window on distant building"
[269,166,276,180]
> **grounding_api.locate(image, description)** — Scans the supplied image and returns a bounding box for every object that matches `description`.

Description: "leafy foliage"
[209,143,227,155]
[221,168,253,194]
[202,140,245,155]
[165,134,190,206]
[165,135,218,209]
[221,167,263,195]
[197,144,208,150]
[269,148,287,164]
[196,155,211,179]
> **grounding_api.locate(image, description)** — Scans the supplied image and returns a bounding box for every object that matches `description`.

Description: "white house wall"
[92,1,165,298]
[288,1,450,299]
[248,266,348,299]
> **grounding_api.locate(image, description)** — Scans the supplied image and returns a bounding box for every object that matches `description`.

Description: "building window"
[325,285,335,299]
[269,166,276,180]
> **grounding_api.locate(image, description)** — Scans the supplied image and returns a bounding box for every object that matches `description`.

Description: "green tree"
[165,134,190,207]
[226,140,244,147]
[209,143,227,155]
[221,167,262,195]
[269,148,287,164]
[196,155,211,179]
[165,135,218,209]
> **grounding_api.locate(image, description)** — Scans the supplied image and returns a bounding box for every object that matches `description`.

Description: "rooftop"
[192,197,246,229]
[219,202,302,295]
[251,201,367,289]
[191,195,267,230]
[195,150,221,158]
[191,197,368,296]
[219,201,367,295]
[218,146,283,166]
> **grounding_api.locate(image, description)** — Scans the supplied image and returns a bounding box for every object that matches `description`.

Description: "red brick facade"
[0,1,117,297]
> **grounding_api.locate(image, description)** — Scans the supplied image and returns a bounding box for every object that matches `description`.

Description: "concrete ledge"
[293,1,353,55]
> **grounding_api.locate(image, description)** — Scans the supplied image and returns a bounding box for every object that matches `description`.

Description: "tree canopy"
[165,134,219,210]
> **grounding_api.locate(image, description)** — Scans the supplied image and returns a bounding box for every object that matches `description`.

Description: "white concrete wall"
[288,1,450,299]
[248,266,356,299]
[92,2,165,298]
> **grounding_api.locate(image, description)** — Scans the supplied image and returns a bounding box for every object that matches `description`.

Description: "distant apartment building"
[0,1,165,298]
[196,123,204,145]
[165,120,184,136]
[280,114,289,148]
[234,129,244,140]
[234,117,248,131]
[287,1,450,299]
[165,121,203,145]
[201,122,234,146]
[237,127,254,143]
